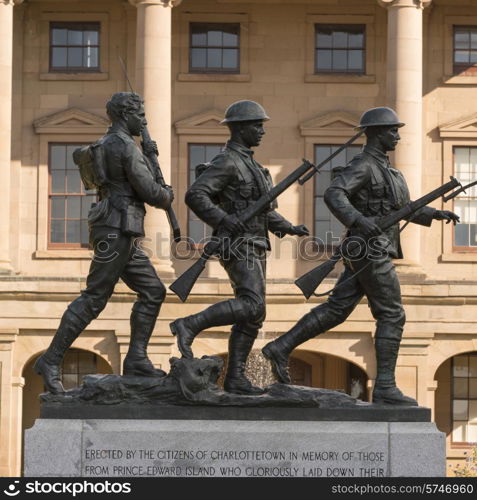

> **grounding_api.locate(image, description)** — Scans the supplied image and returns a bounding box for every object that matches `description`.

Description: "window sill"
[34,250,92,260]
[40,72,109,81]
[177,73,251,83]
[305,74,375,84]
[440,253,477,263]
[442,74,477,85]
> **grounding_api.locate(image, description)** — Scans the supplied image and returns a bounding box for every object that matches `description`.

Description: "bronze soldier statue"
[34,92,174,393]
[170,100,309,395]
[262,107,459,405]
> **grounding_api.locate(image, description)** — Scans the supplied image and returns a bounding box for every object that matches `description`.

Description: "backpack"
[72,138,108,191]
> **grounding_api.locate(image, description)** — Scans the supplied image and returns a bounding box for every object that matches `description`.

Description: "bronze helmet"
[355,107,405,130]
[221,100,270,124]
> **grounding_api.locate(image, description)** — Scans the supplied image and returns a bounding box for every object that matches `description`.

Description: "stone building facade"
[1,0,477,476]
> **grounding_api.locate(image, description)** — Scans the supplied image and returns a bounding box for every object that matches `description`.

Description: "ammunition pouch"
[121,203,146,237]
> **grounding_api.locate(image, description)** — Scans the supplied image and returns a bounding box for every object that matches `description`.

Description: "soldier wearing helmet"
[170,100,309,395]
[262,106,459,405]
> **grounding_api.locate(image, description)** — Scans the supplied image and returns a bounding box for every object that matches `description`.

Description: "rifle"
[118,57,181,242]
[170,130,365,302]
[295,175,461,299]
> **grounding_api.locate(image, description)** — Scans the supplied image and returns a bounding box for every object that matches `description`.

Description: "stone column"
[378,0,432,271]
[0,0,20,274]
[129,0,182,275]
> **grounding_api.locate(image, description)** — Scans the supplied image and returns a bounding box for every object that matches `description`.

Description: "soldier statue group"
[34,92,460,406]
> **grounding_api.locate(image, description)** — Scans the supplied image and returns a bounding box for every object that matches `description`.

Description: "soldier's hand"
[354,215,382,238]
[159,185,174,209]
[222,214,246,235]
[290,224,310,237]
[433,210,460,225]
[142,140,159,156]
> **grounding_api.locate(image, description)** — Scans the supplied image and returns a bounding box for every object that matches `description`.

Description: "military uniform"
[262,144,437,405]
[171,139,296,394]
[34,123,172,392]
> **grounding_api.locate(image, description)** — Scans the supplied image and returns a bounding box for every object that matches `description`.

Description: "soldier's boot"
[262,312,319,384]
[224,331,264,395]
[170,300,240,359]
[33,309,86,394]
[123,311,166,377]
[372,338,417,406]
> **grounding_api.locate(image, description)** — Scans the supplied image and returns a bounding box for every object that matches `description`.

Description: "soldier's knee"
[240,295,265,323]
[151,282,167,304]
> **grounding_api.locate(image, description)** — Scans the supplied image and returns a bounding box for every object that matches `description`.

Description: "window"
[50,22,100,72]
[49,144,96,248]
[61,349,98,390]
[453,147,477,250]
[453,26,477,75]
[188,144,223,246]
[451,354,477,444]
[190,22,240,73]
[315,24,365,74]
[314,144,361,246]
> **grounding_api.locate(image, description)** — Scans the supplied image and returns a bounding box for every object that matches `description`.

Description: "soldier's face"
[379,126,400,152]
[126,105,147,136]
[240,120,265,148]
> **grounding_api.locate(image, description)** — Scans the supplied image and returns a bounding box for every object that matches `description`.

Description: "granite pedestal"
[24,405,445,478]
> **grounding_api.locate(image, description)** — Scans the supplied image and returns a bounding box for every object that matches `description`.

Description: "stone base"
[25,418,445,478]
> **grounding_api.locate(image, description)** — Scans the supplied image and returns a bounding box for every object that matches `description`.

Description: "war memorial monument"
[24,94,466,478]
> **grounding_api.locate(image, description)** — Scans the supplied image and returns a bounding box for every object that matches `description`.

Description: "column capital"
[377,0,431,8]
[1,0,24,6]
[128,0,182,7]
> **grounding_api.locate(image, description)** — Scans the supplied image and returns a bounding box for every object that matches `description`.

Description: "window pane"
[67,29,83,46]
[332,30,348,48]
[332,50,347,70]
[470,356,477,376]
[455,31,470,50]
[51,47,67,68]
[314,220,330,241]
[66,220,81,243]
[471,51,477,64]
[51,171,66,193]
[189,219,207,244]
[66,146,77,170]
[207,48,222,68]
[51,28,67,45]
[190,48,206,69]
[470,223,477,247]
[468,424,477,442]
[223,31,238,47]
[78,352,96,373]
[314,197,327,217]
[452,421,467,442]
[84,30,99,46]
[454,377,469,398]
[470,401,477,423]
[50,220,65,243]
[191,30,207,46]
[189,145,206,169]
[348,50,364,71]
[62,374,79,390]
[50,145,65,169]
[208,30,222,47]
[84,47,99,68]
[67,196,81,219]
[348,32,364,48]
[223,49,238,69]
[316,49,332,71]
[471,379,477,399]
[81,196,96,219]
[455,50,470,64]
[68,47,83,67]
[66,170,82,193]
[51,197,65,219]
[453,400,468,420]
[316,31,332,48]
[471,32,477,49]
[455,224,469,246]
[454,356,469,377]
[81,221,89,246]
[63,351,77,373]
